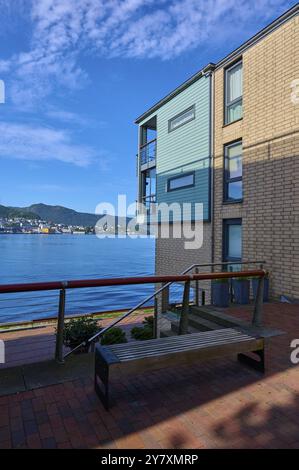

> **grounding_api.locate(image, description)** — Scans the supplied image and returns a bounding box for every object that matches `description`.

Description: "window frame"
[223,140,243,203]
[224,60,243,125]
[222,218,242,264]
[167,171,195,192]
[168,105,195,133]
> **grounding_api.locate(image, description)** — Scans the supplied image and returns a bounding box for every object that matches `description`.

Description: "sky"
[0,0,296,214]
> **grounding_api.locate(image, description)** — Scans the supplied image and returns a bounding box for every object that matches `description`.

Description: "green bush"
[61,316,99,351]
[101,327,127,345]
[131,316,154,341]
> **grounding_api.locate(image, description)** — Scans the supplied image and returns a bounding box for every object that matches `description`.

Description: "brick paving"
[0,302,299,449]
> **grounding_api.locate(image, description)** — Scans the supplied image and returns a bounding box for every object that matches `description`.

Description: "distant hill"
[0,203,131,228]
[0,205,41,220]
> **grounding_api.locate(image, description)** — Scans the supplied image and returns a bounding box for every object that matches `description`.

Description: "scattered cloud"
[0,0,292,105]
[0,121,98,166]
[45,107,107,128]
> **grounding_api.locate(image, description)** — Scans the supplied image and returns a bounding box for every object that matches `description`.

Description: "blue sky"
[0,0,295,214]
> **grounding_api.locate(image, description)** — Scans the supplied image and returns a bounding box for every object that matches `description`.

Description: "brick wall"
[213,14,299,299]
[155,222,212,275]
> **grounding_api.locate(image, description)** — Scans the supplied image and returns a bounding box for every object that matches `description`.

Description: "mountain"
[0,203,131,227]
[0,205,41,220]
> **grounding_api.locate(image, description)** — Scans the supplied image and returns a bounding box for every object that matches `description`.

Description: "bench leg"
[237,348,265,373]
[94,360,110,410]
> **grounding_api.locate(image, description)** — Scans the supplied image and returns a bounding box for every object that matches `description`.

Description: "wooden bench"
[94,328,265,410]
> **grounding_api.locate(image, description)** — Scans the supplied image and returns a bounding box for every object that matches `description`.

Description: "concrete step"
[160,329,177,338]
[162,311,180,323]
[171,322,199,334]
[190,305,249,328]
[188,314,226,331]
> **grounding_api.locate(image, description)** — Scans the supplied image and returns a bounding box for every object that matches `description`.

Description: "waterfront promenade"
[0,302,298,449]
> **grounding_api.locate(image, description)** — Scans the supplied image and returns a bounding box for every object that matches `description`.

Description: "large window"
[224,140,242,202]
[167,172,195,192]
[225,60,243,124]
[223,219,242,270]
[168,105,195,132]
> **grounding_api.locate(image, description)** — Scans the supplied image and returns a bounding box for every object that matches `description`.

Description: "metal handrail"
[64,260,265,358]
[140,138,157,149]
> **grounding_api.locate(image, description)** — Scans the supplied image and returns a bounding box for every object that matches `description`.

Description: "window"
[225,61,243,124]
[224,140,242,202]
[167,172,195,192]
[168,105,195,132]
[223,219,242,270]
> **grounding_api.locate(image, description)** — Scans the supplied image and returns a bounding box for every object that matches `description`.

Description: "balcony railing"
[142,194,156,212]
[140,139,156,166]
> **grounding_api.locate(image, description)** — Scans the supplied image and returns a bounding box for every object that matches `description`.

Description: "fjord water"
[0,235,155,324]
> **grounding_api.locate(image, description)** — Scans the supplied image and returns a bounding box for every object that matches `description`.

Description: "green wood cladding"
[139,74,211,221]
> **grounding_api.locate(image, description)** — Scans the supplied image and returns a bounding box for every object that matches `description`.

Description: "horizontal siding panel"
[138,74,211,222]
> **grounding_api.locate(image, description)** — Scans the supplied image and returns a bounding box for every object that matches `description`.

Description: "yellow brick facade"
[213,14,299,298]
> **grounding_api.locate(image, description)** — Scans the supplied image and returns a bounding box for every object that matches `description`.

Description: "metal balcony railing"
[142,194,156,212]
[140,139,156,166]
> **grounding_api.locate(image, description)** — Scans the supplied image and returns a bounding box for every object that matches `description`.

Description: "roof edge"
[135,63,215,124]
[135,3,299,125]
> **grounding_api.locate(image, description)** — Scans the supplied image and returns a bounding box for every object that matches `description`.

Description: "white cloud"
[44,107,107,128]
[0,122,98,166]
[1,0,292,104]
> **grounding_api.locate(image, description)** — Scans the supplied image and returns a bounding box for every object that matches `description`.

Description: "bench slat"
[109,338,264,378]
[110,333,254,357]
[109,328,249,354]
[112,336,256,361]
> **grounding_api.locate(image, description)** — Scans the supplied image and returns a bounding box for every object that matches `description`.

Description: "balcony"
[140,138,156,167]
[142,194,156,213]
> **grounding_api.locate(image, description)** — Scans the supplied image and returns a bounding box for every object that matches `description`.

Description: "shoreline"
[0,305,155,332]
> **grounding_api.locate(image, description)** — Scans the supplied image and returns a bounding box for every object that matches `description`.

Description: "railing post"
[195,267,199,306]
[252,275,264,327]
[161,284,169,313]
[55,288,66,364]
[179,280,190,335]
[154,283,162,339]
[201,290,206,306]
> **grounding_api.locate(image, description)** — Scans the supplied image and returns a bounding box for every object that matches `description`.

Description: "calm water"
[0,235,156,324]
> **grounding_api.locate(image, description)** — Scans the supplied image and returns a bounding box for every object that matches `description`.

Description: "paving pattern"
[0,303,299,449]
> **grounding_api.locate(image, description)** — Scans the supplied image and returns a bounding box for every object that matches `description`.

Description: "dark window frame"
[224,59,243,125]
[168,105,195,133]
[223,140,243,203]
[222,218,242,264]
[167,171,195,192]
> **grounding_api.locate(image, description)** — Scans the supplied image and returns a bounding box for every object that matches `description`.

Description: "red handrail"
[0,270,265,294]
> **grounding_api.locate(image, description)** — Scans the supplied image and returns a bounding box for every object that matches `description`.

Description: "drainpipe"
[203,63,216,272]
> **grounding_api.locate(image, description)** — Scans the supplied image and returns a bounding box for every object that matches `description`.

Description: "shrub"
[131,316,154,341]
[101,327,127,345]
[61,316,99,352]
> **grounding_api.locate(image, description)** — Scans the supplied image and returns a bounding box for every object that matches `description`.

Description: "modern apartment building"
[135,4,299,300]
